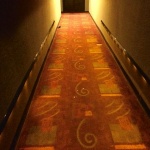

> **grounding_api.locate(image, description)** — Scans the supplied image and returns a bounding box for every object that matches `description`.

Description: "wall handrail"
[101,20,150,84]
[0,20,55,133]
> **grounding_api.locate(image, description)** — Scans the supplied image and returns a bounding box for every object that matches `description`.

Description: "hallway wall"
[89,0,150,80]
[0,0,61,149]
[89,0,150,109]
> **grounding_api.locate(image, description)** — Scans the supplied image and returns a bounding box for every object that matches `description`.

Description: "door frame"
[61,0,89,12]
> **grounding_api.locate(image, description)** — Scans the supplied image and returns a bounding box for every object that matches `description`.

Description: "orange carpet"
[16,13,150,150]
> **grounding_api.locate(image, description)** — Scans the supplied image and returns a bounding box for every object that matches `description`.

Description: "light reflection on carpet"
[55,38,67,43]
[52,48,65,54]
[114,144,146,149]
[93,61,109,69]
[109,123,142,143]
[48,63,64,70]
[87,38,98,43]
[25,126,57,146]
[19,147,55,150]
[99,84,121,94]
[40,85,61,96]
[90,49,102,53]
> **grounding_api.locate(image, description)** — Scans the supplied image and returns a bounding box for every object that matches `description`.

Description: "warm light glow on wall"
[142,76,147,84]
[123,50,126,55]
[133,64,137,71]
[127,57,131,63]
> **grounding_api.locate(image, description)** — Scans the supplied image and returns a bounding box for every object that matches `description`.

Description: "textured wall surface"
[0,0,61,125]
[89,0,150,79]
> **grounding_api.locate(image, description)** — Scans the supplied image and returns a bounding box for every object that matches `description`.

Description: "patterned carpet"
[16,13,150,150]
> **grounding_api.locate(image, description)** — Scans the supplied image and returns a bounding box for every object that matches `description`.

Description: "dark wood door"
[63,0,85,12]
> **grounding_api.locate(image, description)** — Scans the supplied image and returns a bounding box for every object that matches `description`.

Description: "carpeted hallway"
[16,13,150,150]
